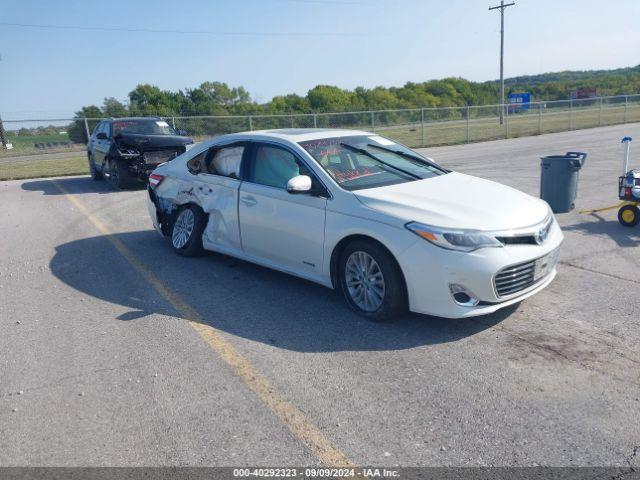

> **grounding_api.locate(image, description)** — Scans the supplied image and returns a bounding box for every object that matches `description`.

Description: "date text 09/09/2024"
[232,468,400,478]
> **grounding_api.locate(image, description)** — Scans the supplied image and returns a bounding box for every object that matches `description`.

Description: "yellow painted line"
[53,180,354,468]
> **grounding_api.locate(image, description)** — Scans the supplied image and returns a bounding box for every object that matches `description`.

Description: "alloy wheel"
[345,251,386,312]
[172,208,196,249]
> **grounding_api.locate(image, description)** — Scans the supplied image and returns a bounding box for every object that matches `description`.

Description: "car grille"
[495,235,537,245]
[495,214,554,246]
[494,259,537,297]
[144,149,180,165]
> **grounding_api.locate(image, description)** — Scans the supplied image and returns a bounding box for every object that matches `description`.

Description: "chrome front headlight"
[405,222,503,252]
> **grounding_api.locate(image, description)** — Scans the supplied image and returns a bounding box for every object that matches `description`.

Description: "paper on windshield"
[155,121,169,127]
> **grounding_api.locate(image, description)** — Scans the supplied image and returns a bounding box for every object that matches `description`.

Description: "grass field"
[375,104,640,147]
[2,101,640,181]
[1,132,84,159]
[0,155,88,181]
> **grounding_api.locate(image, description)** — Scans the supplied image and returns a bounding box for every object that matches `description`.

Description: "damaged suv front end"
[112,131,194,180]
[88,117,194,189]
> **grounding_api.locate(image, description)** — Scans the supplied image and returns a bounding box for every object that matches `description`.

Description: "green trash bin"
[540,152,587,213]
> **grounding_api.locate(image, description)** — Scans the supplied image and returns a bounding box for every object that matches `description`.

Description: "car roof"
[107,117,162,122]
[213,128,374,144]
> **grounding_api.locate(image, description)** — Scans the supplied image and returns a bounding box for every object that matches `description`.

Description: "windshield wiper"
[340,143,421,180]
[366,143,448,173]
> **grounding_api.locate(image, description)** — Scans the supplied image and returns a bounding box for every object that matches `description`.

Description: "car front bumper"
[397,220,564,318]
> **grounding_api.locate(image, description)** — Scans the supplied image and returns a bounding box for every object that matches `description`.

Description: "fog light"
[449,284,480,307]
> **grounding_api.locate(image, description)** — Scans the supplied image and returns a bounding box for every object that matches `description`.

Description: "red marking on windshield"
[331,168,379,182]
[319,148,340,156]
[303,138,341,149]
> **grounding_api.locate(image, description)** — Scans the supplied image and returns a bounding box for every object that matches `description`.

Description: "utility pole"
[489,1,515,125]
[0,115,7,149]
[0,53,7,148]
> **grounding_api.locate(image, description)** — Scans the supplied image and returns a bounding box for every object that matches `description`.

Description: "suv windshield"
[112,119,177,136]
[298,135,447,191]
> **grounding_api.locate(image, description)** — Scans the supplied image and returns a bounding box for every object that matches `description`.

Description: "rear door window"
[207,145,245,179]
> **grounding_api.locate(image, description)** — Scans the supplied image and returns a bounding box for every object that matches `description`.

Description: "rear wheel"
[88,154,102,180]
[171,205,206,257]
[339,239,406,322]
[618,205,640,227]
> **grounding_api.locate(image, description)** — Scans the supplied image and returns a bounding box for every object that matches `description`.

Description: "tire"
[105,157,134,190]
[618,205,640,227]
[339,239,406,322]
[88,154,103,180]
[170,205,206,257]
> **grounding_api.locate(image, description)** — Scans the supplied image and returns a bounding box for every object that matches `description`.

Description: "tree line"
[68,65,640,142]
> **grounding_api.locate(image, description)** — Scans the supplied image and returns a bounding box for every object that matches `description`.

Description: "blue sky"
[1,0,639,119]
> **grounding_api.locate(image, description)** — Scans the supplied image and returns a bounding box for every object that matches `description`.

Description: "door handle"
[241,195,257,207]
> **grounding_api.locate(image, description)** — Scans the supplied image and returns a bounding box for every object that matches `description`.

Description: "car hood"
[114,133,193,150]
[354,172,549,231]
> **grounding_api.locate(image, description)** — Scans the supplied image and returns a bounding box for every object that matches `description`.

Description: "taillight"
[626,187,632,198]
[149,173,165,188]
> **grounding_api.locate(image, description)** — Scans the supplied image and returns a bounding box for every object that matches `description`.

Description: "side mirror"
[96,132,108,140]
[286,175,312,194]
[177,129,188,136]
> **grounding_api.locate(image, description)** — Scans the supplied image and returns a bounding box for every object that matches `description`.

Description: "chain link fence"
[3,94,640,159]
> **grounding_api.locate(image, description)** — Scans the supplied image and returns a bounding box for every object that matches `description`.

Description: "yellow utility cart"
[618,171,640,227]
[580,137,640,227]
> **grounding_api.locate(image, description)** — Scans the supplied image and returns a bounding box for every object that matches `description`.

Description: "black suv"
[88,117,194,188]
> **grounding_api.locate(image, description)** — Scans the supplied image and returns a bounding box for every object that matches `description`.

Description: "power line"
[0,21,364,37]
[489,1,515,125]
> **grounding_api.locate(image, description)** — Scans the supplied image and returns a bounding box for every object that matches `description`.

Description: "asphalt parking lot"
[1,123,639,468]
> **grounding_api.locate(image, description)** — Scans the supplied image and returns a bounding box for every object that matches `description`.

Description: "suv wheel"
[88,154,102,180]
[339,239,406,322]
[171,205,206,257]
[105,158,132,190]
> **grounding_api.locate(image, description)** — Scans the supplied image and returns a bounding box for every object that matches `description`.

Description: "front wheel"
[171,205,206,257]
[618,204,640,227]
[105,158,134,190]
[339,240,406,322]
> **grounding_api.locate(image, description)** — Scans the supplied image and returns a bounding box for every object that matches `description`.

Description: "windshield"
[112,119,177,136]
[298,135,447,191]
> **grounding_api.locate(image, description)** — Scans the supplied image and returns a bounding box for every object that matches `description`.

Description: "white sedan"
[147,129,563,321]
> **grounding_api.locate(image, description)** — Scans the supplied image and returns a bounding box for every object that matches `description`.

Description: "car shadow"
[21,176,145,195]
[563,213,640,247]
[50,230,518,353]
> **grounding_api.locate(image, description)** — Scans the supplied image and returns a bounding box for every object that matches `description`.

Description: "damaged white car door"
[187,143,246,255]
[238,142,327,280]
